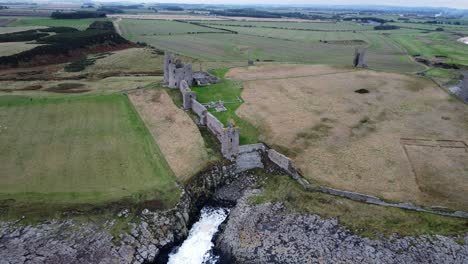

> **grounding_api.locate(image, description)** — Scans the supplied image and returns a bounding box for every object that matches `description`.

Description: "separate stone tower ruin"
[460,73,468,102]
[354,48,368,68]
[164,51,193,88]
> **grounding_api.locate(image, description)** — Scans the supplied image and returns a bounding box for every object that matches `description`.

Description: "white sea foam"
[167,207,229,264]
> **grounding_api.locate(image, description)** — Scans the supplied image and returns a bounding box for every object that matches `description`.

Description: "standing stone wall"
[191,99,207,125]
[179,80,196,110]
[206,113,225,138]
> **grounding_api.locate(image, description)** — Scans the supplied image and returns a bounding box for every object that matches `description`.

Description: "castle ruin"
[164,52,193,88]
[353,48,368,68]
[164,54,239,159]
[164,51,219,88]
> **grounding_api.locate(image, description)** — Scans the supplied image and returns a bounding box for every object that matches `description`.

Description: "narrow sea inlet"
[167,207,229,264]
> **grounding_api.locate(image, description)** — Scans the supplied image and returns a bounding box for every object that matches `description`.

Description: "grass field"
[9,17,105,30]
[119,19,225,39]
[390,31,468,66]
[0,42,42,57]
[0,76,162,95]
[230,64,468,211]
[197,21,373,31]
[0,94,179,213]
[118,19,424,73]
[252,175,468,238]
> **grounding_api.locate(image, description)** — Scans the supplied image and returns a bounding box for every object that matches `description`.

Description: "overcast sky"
[134,0,467,9]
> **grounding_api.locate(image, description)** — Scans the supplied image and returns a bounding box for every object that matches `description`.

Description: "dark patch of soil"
[355,88,370,94]
[21,84,42,90]
[45,83,90,93]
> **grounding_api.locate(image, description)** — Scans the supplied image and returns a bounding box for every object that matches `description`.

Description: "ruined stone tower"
[220,120,240,159]
[460,73,468,102]
[354,48,368,68]
[164,51,193,88]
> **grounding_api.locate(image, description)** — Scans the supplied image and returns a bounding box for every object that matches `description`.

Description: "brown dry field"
[129,89,210,181]
[229,64,468,211]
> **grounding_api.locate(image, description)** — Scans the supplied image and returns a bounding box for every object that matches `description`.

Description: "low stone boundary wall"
[236,143,468,219]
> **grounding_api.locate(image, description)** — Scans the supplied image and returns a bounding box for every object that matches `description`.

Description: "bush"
[51,11,106,19]
[374,25,400,30]
[0,30,48,42]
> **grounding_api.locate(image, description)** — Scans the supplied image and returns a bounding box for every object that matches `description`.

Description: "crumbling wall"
[179,80,196,110]
[236,144,266,172]
[191,99,207,125]
[206,113,224,137]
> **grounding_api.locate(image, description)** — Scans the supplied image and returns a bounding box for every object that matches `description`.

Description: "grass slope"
[0,94,179,214]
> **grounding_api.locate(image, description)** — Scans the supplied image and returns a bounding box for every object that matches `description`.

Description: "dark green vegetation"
[0,94,179,219]
[51,11,106,19]
[252,175,468,238]
[0,27,76,42]
[191,69,258,144]
[0,21,129,67]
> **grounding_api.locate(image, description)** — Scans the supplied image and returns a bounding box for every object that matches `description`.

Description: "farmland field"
[390,31,468,65]
[229,64,468,211]
[197,21,373,31]
[118,19,424,73]
[0,94,179,210]
[8,17,105,30]
[119,19,226,39]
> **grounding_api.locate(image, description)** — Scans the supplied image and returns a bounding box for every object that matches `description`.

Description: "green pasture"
[390,31,468,65]
[197,21,373,31]
[119,19,225,40]
[9,17,104,30]
[191,69,258,145]
[0,94,179,214]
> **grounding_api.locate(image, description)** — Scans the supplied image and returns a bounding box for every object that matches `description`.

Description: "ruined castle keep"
[164,51,219,88]
[353,48,368,68]
[164,52,193,88]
